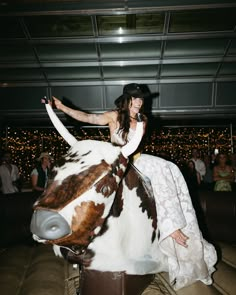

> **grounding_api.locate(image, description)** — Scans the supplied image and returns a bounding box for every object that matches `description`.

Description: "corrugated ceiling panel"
[0,68,45,81]
[0,45,36,61]
[0,17,25,38]
[45,67,101,80]
[103,65,158,78]
[97,13,164,35]
[161,63,219,77]
[36,44,98,61]
[164,39,228,57]
[227,40,236,56]
[24,15,93,38]
[219,62,236,76]
[100,41,161,59]
[169,8,236,33]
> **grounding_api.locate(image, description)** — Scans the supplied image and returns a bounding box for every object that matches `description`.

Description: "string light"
[0,126,235,184]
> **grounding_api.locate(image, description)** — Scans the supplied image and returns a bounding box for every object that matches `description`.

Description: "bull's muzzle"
[30,210,71,240]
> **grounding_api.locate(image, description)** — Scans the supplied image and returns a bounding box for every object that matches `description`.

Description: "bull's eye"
[101,185,111,195]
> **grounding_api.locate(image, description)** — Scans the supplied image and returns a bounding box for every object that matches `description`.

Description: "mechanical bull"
[30,102,162,281]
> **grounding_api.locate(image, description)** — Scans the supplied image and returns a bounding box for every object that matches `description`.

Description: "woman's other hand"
[170,229,189,248]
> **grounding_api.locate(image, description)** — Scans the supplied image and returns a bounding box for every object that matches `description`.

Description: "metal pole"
[5,126,8,149]
[208,135,210,155]
[230,123,234,154]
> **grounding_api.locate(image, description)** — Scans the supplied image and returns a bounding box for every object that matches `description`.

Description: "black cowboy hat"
[122,83,145,98]
[115,83,146,107]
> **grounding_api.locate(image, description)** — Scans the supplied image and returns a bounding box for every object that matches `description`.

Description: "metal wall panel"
[216,82,236,106]
[159,83,213,108]
[51,86,104,110]
[0,69,45,81]
[105,84,123,109]
[0,87,48,110]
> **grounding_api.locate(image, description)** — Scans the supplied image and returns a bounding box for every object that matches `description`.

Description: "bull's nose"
[30,210,71,240]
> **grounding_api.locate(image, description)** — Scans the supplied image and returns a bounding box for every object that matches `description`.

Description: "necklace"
[130,115,137,120]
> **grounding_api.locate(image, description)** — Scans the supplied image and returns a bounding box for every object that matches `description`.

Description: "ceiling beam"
[1,0,236,16]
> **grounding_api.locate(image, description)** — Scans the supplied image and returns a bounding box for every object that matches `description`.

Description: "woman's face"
[129,97,143,115]
[42,156,51,168]
[188,161,194,169]
[218,154,227,164]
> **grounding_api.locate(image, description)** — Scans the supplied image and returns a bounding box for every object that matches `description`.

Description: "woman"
[51,83,217,290]
[213,153,234,191]
[31,152,52,195]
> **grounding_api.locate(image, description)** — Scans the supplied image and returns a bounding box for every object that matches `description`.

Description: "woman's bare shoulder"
[104,110,118,121]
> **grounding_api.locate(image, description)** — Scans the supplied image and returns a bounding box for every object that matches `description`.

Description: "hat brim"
[37,154,53,161]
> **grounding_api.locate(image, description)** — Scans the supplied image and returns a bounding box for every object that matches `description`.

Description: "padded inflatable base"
[79,269,154,295]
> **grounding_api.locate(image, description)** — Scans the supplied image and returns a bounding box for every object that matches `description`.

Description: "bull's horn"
[121,121,143,158]
[45,100,77,147]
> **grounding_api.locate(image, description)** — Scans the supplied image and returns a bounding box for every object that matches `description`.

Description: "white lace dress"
[111,128,217,290]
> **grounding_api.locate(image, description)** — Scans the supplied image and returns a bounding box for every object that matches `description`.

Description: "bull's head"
[30,100,143,253]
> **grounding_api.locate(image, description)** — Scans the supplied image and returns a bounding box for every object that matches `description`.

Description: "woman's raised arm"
[52,96,114,126]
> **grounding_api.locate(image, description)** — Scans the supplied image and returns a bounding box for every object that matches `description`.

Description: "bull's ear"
[121,121,143,158]
[45,101,77,147]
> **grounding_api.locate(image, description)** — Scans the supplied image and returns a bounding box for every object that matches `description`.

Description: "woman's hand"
[170,229,189,248]
[52,96,63,110]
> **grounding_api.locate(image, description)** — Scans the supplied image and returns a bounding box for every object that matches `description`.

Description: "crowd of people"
[0,150,53,195]
[0,141,235,196]
[177,148,236,193]
[1,147,235,196]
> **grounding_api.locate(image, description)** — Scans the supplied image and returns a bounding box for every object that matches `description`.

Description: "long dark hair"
[114,92,145,142]
[186,160,198,175]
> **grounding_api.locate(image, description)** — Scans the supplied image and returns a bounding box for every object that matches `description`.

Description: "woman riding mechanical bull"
[45,83,216,290]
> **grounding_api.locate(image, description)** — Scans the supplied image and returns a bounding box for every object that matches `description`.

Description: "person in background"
[190,148,206,181]
[31,152,52,195]
[229,153,236,191]
[202,154,214,190]
[183,160,201,216]
[183,159,209,239]
[0,151,21,194]
[183,160,201,194]
[177,156,187,174]
[210,152,217,168]
[213,153,234,192]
